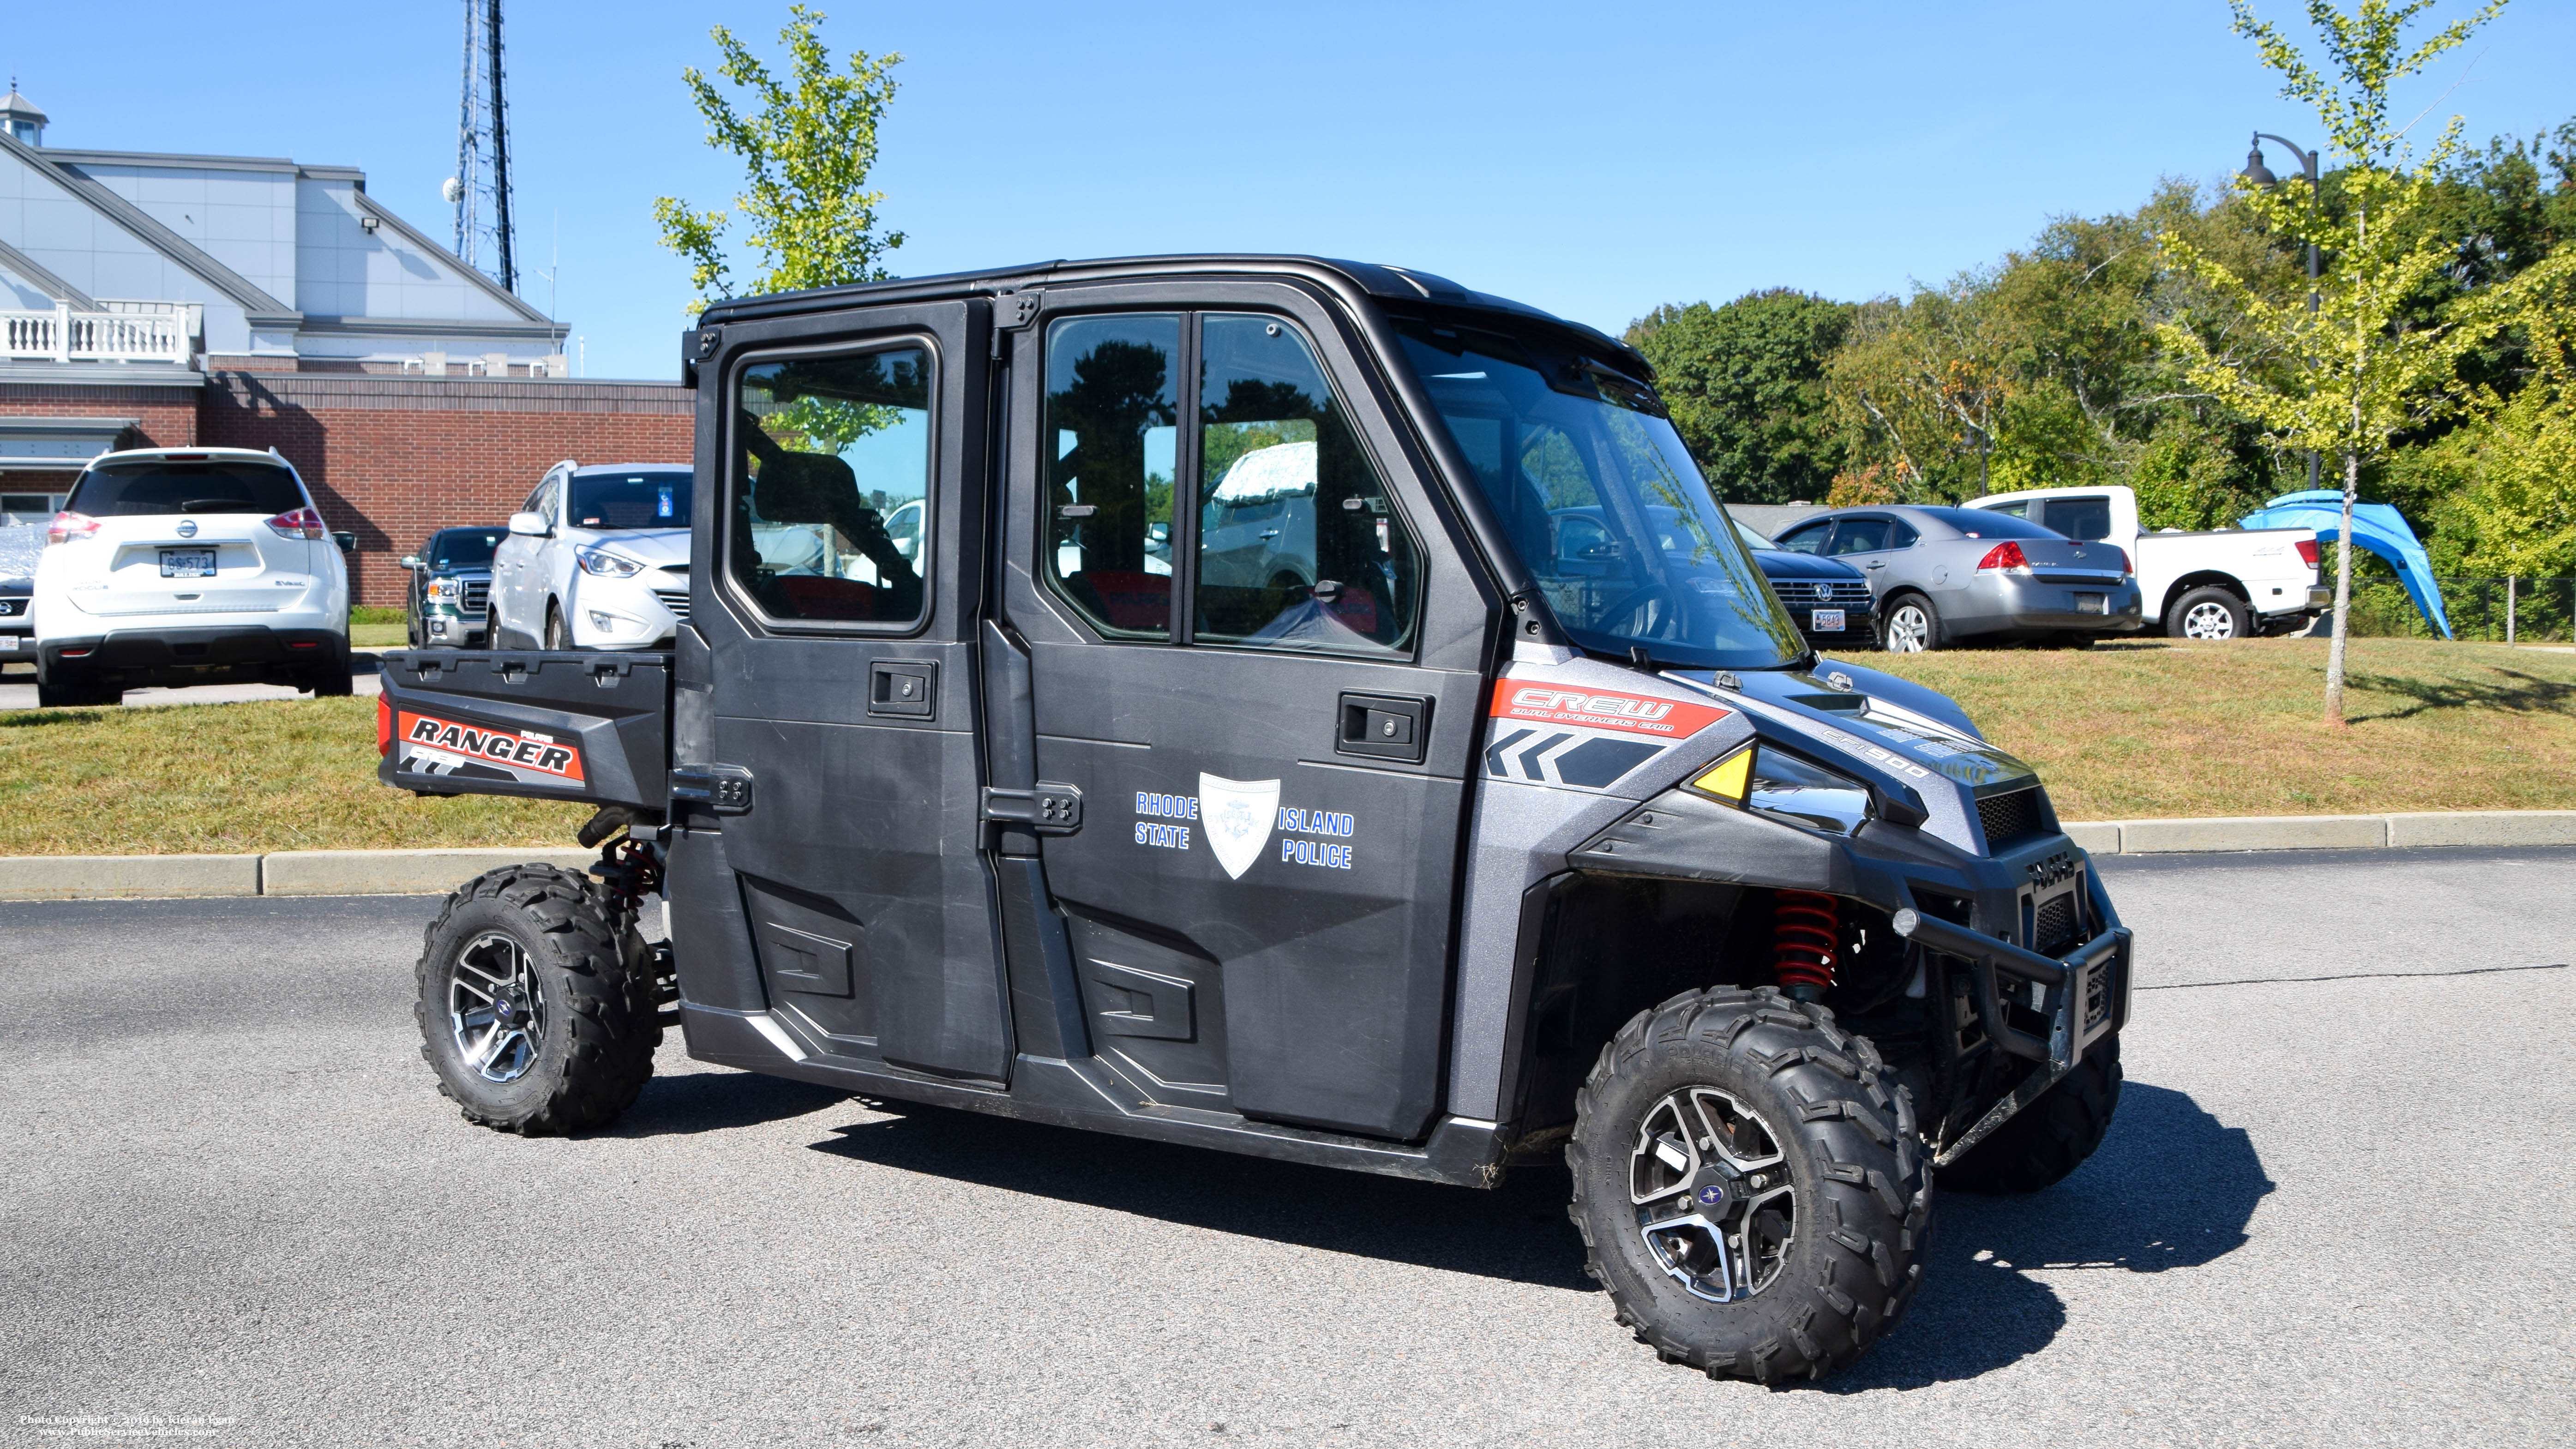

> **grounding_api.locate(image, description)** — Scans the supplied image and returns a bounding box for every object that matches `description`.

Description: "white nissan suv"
[487,460,693,650]
[33,446,352,707]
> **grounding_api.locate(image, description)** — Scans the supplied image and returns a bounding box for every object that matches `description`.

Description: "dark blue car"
[1735,522,1876,649]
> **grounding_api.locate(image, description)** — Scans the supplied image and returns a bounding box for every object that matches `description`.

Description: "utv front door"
[996,283,1495,1141]
[688,301,1012,1083]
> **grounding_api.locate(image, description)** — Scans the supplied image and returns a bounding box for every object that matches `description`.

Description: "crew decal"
[1490,685,1732,738]
[397,710,586,785]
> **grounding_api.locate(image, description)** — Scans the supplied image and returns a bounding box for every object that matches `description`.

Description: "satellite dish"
[441,177,464,204]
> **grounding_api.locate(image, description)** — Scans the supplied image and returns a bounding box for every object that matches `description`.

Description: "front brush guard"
[1892,908,2131,1168]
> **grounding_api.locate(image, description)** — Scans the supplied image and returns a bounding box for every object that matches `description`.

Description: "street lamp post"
[2242,133,2323,493]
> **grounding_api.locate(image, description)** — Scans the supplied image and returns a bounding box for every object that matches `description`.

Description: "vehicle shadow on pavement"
[806,1106,1599,1291]
[602,1067,855,1137]
[1811,1082,2273,1392]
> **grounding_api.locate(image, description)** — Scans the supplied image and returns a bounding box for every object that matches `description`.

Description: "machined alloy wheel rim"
[449,932,546,1083]
[2181,601,2237,639]
[1885,604,1929,652]
[1629,1086,1796,1303]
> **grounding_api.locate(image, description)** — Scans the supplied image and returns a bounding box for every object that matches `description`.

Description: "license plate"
[0,636,15,651]
[160,549,217,578]
[2075,593,2107,615]
[1811,608,1845,631]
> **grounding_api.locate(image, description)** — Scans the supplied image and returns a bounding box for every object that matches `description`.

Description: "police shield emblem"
[1197,773,1280,881]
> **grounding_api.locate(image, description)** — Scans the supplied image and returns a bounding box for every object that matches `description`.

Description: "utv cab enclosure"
[378,256,2132,1383]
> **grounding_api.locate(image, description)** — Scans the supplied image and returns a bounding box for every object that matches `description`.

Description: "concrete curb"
[260,848,598,897]
[2065,810,2576,854]
[0,849,591,902]
[5,812,2575,900]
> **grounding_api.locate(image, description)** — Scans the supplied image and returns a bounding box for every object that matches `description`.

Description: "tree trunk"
[2322,449,2359,724]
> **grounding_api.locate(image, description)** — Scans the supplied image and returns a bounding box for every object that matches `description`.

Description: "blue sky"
[10,1,2569,380]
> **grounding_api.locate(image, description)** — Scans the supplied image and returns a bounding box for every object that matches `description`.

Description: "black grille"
[1977,787,2045,849]
[462,580,489,615]
[652,587,691,620]
[2032,892,2078,957]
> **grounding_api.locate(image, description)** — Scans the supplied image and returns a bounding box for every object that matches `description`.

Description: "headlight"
[575,545,645,578]
[1687,743,1873,836]
[425,578,462,602]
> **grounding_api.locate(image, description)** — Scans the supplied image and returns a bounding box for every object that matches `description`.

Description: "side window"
[1888,520,1920,549]
[1827,517,1890,555]
[728,346,932,626]
[1774,521,1829,554]
[1986,500,2030,519]
[1195,314,1418,657]
[2045,495,2114,542]
[524,476,556,522]
[1044,314,1180,639]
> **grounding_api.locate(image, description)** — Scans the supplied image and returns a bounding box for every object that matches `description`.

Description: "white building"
[0,84,566,384]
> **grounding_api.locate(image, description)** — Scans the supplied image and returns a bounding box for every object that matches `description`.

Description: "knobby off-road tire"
[414,863,659,1134]
[1568,986,1931,1383]
[1943,1034,2122,1195]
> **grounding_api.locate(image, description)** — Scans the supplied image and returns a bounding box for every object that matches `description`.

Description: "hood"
[581,528,691,570]
[1750,550,1865,582]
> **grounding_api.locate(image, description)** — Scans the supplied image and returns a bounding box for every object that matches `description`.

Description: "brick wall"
[0,383,200,449]
[201,373,693,606]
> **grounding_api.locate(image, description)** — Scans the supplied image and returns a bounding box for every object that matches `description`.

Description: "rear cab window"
[2042,495,2114,542]
[68,461,305,517]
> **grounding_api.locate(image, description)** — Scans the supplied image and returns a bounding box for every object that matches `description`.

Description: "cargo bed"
[377,649,672,809]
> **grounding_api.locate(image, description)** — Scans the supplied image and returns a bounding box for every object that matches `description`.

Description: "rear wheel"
[414,863,659,1134]
[1882,593,1943,652]
[36,675,118,708]
[1568,986,1930,1382]
[305,635,354,697]
[2167,586,2249,641]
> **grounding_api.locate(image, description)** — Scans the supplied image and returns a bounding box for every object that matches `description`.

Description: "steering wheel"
[1596,582,1680,639]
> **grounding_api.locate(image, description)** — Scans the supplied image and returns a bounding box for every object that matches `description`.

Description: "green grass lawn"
[1858,636,2576,820]
[0,697,587,856]
[2,636,2571,855]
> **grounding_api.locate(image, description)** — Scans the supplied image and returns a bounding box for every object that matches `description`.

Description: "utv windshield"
[1394,319,1802,669]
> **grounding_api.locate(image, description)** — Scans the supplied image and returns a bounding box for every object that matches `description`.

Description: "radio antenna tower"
[448,0,517,292]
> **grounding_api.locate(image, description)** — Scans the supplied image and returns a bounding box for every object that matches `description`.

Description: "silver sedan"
[1768,505,2144,650]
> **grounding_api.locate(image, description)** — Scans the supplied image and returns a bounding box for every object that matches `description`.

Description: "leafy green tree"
[2160,0,2508,723]
[654,5,905,313]
[1625,291,1855,503]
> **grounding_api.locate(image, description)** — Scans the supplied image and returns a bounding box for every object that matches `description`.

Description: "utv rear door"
[677,301,1013,1083]
[994,282,1495,1142]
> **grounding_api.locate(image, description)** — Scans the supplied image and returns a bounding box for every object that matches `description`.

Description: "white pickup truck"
[1964,485,2327,639]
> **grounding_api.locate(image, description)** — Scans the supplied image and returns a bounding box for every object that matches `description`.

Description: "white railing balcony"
[1,304,193,366]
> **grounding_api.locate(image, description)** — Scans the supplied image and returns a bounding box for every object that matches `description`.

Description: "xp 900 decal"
[396,710,587,788]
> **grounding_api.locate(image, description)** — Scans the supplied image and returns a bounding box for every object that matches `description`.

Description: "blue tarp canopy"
[2238,490,2452,639]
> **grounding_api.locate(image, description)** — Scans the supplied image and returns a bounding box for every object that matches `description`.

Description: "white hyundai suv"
[33,446,352,707]
[487,460,693,650]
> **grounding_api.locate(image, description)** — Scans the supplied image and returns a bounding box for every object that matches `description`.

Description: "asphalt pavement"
[3,848,2571,1447]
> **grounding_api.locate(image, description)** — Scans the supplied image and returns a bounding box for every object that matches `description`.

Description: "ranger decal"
[397,710,587,786]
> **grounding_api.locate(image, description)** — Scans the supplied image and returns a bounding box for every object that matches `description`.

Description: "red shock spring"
[1772,890,1841,999]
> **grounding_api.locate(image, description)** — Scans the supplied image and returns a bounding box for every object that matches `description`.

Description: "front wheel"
[1568,986,1930,1382]
[414,864,659,1134]
[1882,593,1943,652]
[544,602,570,650]
[1943,1035,2121,1194]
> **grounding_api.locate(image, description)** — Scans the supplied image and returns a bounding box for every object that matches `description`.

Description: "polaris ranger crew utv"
[377,256,2131,1383]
